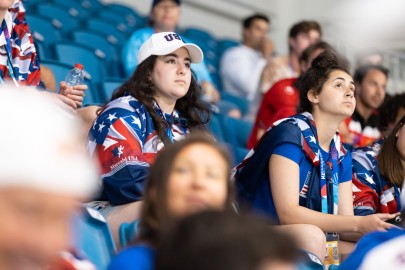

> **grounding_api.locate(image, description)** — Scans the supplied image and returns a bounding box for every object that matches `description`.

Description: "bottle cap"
[74,63,84,70]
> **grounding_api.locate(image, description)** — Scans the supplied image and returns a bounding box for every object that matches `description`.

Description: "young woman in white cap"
[88,32,210,207]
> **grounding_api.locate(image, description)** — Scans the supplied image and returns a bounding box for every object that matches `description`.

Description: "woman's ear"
[307,89,319,104]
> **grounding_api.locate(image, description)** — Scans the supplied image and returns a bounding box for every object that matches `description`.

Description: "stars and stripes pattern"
[234,112,347,215]
[351,140,400,215]
[88,96,189,205]
[0,0,41,86]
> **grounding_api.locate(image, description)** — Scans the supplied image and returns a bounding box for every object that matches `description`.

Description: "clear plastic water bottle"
[65,63,84,87]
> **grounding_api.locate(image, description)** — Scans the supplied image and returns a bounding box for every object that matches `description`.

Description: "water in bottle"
[65,63,84,87]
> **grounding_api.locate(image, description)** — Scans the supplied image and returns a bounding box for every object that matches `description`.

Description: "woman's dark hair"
[105,55,210,145]
[378,116,405,187]
[379,93,405,132]
[136,132,234,246]
[155,211,299,270]
[296,50,351,113]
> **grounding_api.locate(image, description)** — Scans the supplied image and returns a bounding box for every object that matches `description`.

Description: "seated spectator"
[220,14,273,119]
[339,64,389,148]
[234,50,397,262]
[108,133,234,270]
[88,32,209,207]
[352,116,405,216]
[247,41,336,148]
[122,0,239,116]
[0,86,99,269]
[2,0,87,110]
[340,181,405,270]
[155,211,299,270]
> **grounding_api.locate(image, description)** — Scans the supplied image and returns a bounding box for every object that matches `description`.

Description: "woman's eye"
[167,59,175,64]
[174,166,189,174]
[336,83,342,88]
[185,63,190,68]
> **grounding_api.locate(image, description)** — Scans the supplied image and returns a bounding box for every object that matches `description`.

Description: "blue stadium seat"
[35,3,80,34]
[183,27,218,51]
[80,0,105,12]
[220,92,249,117]
[102,77,123,101]
[71,29,124,78]
[73,206,116,270]
[220,115,253,164]
[119,219,140,248]
[96,10,138,35]
[41,60,97,106]
[223,117,253,148]
[208,112,226,143]
[51,0,92,19]
[26,14,61,59]
[218,38,240,57]
[107,3,147,29]
[85,19,127,48]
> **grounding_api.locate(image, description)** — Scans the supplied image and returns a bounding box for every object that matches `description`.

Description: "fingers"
[377,213,401,221]
[59,83,88,108]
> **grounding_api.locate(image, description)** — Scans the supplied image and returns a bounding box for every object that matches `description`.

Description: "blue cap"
[152,0,181,8]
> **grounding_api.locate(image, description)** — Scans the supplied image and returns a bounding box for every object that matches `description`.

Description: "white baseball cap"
[0,85,99,198]
[138,32,203,65]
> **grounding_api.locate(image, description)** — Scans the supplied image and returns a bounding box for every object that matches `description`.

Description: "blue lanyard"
[0,19,19,87]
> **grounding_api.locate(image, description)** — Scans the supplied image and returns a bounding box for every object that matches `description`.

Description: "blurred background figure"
[339,65,389,148]
[155,211,299,270]
[220,13,272,119]
[0,85,99,269]
[352,116,405,216]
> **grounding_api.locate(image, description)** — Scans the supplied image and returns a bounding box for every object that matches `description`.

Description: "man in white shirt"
[220,14,272,120]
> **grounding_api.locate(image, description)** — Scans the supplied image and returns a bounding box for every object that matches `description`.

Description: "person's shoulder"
[127,27,154,43]
[265,78,298,97]
[263,120,302,146]
[221,45,247,58]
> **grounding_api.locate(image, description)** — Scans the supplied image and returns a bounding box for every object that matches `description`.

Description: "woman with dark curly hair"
[234,50,398,262]
[88,32,210,206]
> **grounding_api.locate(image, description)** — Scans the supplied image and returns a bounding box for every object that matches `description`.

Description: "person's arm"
[269,153,397,234]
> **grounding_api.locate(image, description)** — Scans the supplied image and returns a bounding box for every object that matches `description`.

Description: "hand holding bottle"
[59,64,88,109]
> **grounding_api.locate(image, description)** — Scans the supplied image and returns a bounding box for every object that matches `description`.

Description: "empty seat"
[71,29,124,78]
[85,18,127,47]
[73,207,116,270]
[35,3,80,34]
[26,14,61,59]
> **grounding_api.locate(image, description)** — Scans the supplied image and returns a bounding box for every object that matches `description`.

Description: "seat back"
[85,18,127,47]
[26,14,61,59]
[35,3,80,34]
[71,30,124,78]
[73,207,116,270]
[102,78,123,101]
